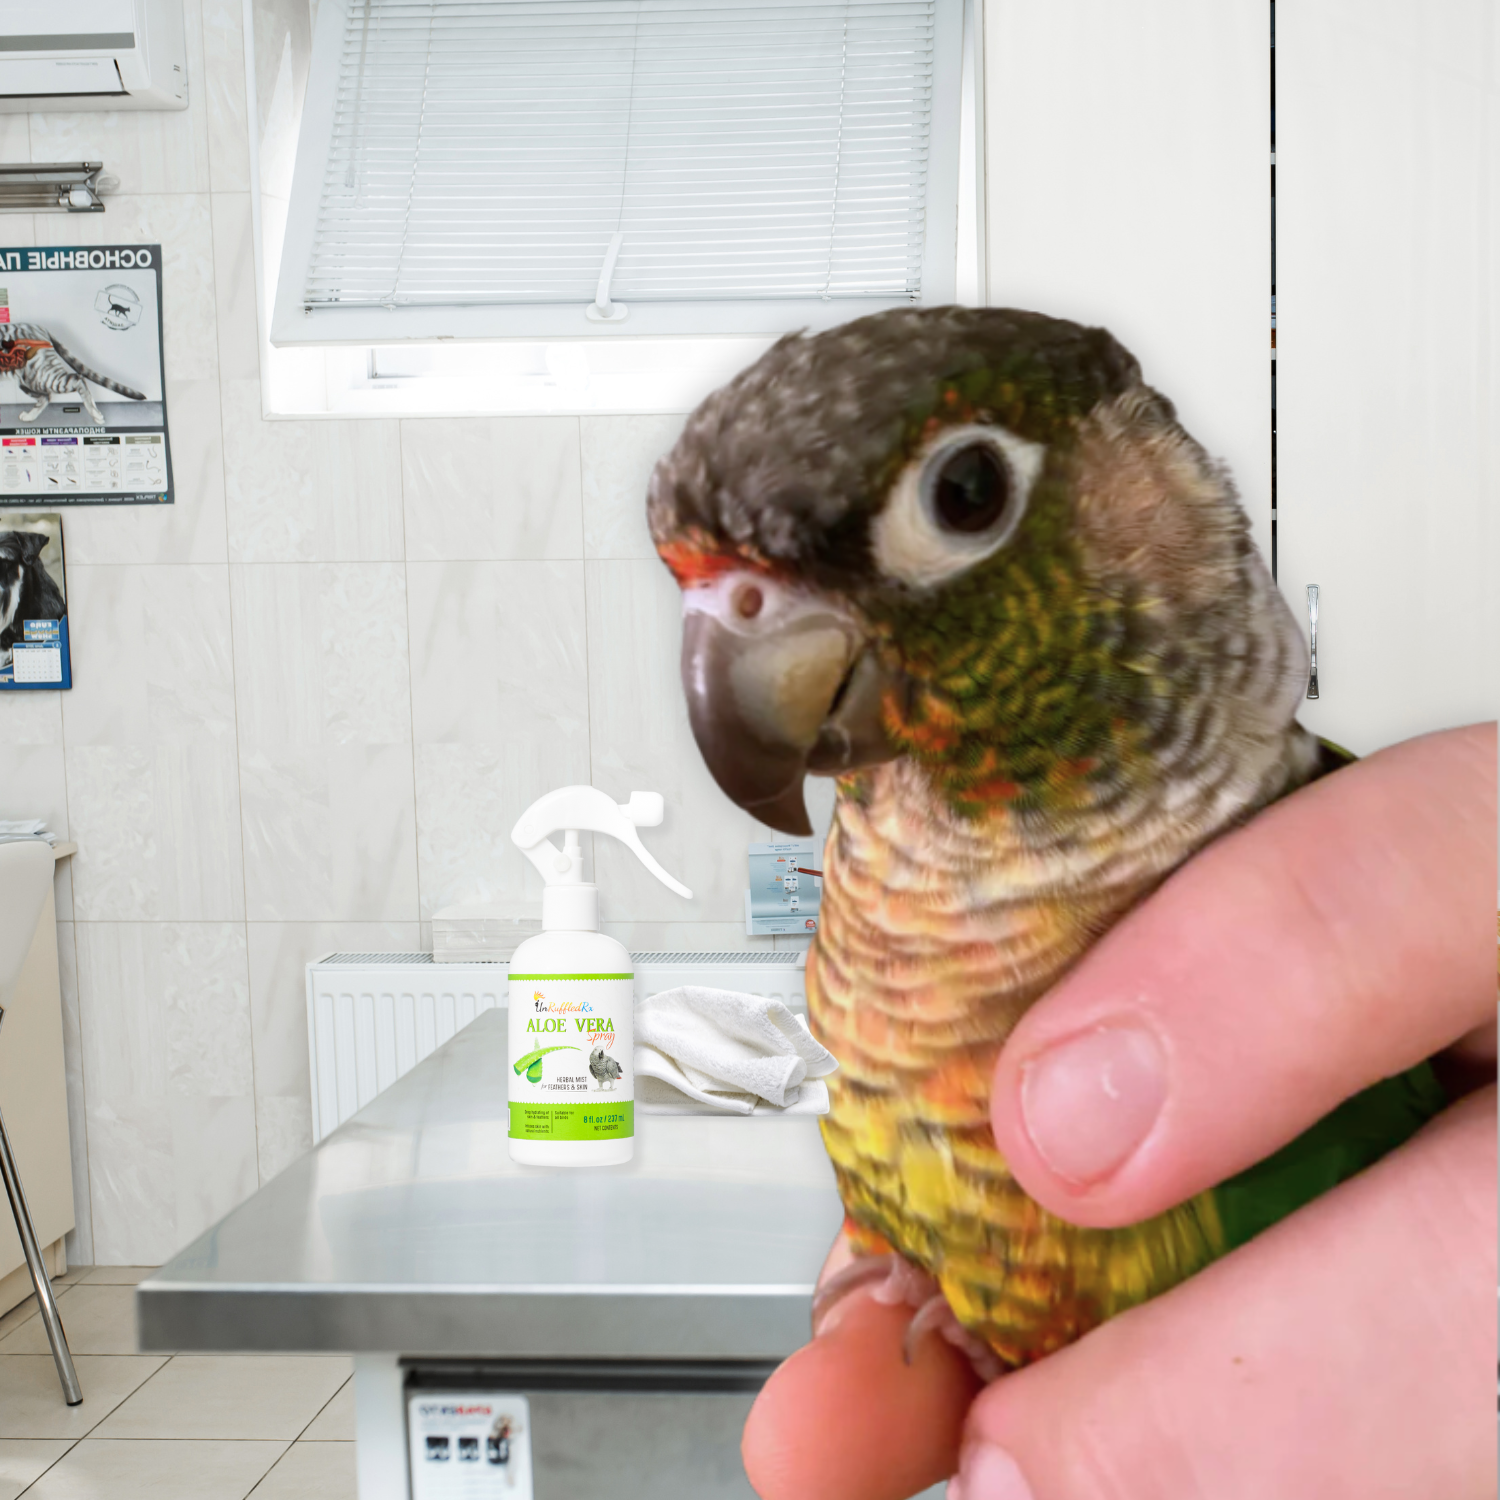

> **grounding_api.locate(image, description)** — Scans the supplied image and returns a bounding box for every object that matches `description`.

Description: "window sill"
[260,338,777,419]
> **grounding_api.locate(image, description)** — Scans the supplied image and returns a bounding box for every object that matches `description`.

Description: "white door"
[1276,4,1497,753]
[984,0,1273,562]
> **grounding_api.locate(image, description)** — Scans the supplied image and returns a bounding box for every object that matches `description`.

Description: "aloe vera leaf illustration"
[512,1044,579,1077]
[525,1059,545,1083]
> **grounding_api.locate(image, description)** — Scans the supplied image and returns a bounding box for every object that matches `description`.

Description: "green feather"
[1212,1063,1448,1250]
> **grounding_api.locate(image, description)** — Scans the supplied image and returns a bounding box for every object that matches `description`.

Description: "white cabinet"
[0,848,75,1311]
[1275,5,1495,752]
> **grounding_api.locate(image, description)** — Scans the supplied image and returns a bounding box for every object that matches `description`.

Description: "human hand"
[743,723,1496,1500]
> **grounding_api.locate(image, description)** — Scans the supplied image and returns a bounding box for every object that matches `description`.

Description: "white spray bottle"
[507,786,691,1166]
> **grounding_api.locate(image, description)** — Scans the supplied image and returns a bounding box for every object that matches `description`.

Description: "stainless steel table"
[138,1008,846,1499]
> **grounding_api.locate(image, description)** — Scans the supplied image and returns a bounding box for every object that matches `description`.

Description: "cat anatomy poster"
[0,244,171,507]
[0,513,70,690]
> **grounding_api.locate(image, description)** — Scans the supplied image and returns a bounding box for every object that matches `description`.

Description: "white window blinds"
[273,0,964,342]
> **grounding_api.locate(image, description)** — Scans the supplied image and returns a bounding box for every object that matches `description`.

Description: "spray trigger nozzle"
[511,785,692,904]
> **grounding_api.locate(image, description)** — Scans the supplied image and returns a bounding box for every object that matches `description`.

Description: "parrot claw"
[811,1253,1005,1383]
[810,1254,904,1335]
[903,1293,1007,1385]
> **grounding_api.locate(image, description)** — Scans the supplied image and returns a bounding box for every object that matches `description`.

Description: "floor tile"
[0,1289,72,1343]
[0,1439,73,1500]
[250,1441,356,1500]
[23,1438,287,1499]
[0,1355,166,1440]
[92,1355,352,1440]
[0,1287,142,1357]
[299,1377,354,1441]
[52,1269,88,1287]
[79,1267,157,1287]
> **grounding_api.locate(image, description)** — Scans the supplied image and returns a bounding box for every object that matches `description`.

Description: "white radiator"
[305,950,808,1142]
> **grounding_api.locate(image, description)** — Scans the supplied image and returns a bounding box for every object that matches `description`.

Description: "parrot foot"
[811,1252,1005,1384]
[903,1292,1005,1385]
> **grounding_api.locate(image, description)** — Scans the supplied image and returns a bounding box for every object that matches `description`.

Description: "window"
[271,0,970,347]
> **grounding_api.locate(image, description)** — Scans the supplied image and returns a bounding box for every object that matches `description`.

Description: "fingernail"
[1021,1024,1167,1184]
[949,1440,1035,1500]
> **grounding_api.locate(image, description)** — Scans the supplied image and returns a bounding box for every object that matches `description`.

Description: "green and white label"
[507,974,633,1142]
[508,1100,635,1141]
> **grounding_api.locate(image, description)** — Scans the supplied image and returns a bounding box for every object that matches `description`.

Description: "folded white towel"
[634,986,838,1116]
[636,1064,831,1117]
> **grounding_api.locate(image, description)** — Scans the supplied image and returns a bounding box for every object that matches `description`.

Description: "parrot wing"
[1212,1063,1447,1250]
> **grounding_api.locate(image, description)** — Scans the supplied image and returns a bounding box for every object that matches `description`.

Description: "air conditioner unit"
[0,0,186,112]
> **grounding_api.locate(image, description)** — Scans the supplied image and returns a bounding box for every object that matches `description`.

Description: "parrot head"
[648,306,1304,835]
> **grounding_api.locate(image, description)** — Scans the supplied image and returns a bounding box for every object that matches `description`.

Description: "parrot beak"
[679,573,900,836]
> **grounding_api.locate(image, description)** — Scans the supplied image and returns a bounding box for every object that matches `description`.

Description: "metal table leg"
[0,1003,81,1405]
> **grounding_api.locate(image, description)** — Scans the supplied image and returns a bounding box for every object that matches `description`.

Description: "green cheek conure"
[646,306,1446,1377]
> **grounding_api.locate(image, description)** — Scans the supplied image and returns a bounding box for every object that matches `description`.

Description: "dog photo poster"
[0,244,171,507]
[0,513,70,690]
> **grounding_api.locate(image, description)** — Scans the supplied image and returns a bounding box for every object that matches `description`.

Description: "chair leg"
[0,1101,81,1404]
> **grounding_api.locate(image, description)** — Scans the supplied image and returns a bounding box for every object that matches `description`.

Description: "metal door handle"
[1306,585,1319,700]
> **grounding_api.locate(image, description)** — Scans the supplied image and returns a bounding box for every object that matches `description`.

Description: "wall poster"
[0,244,171,507]
[745,839,822,936]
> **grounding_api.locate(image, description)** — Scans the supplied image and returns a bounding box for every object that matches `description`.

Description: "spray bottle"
[507,786,691,1166]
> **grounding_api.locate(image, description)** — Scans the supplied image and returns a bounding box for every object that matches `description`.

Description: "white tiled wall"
[0,0,816,1267]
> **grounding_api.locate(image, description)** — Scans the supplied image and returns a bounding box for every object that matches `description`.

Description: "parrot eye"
[932,444,1010,534]
[872,424,1044,589]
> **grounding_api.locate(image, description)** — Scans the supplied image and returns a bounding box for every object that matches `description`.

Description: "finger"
[953,1089,1497,1500]
[990,723,1494,1227]
[743,1237,980,1500]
